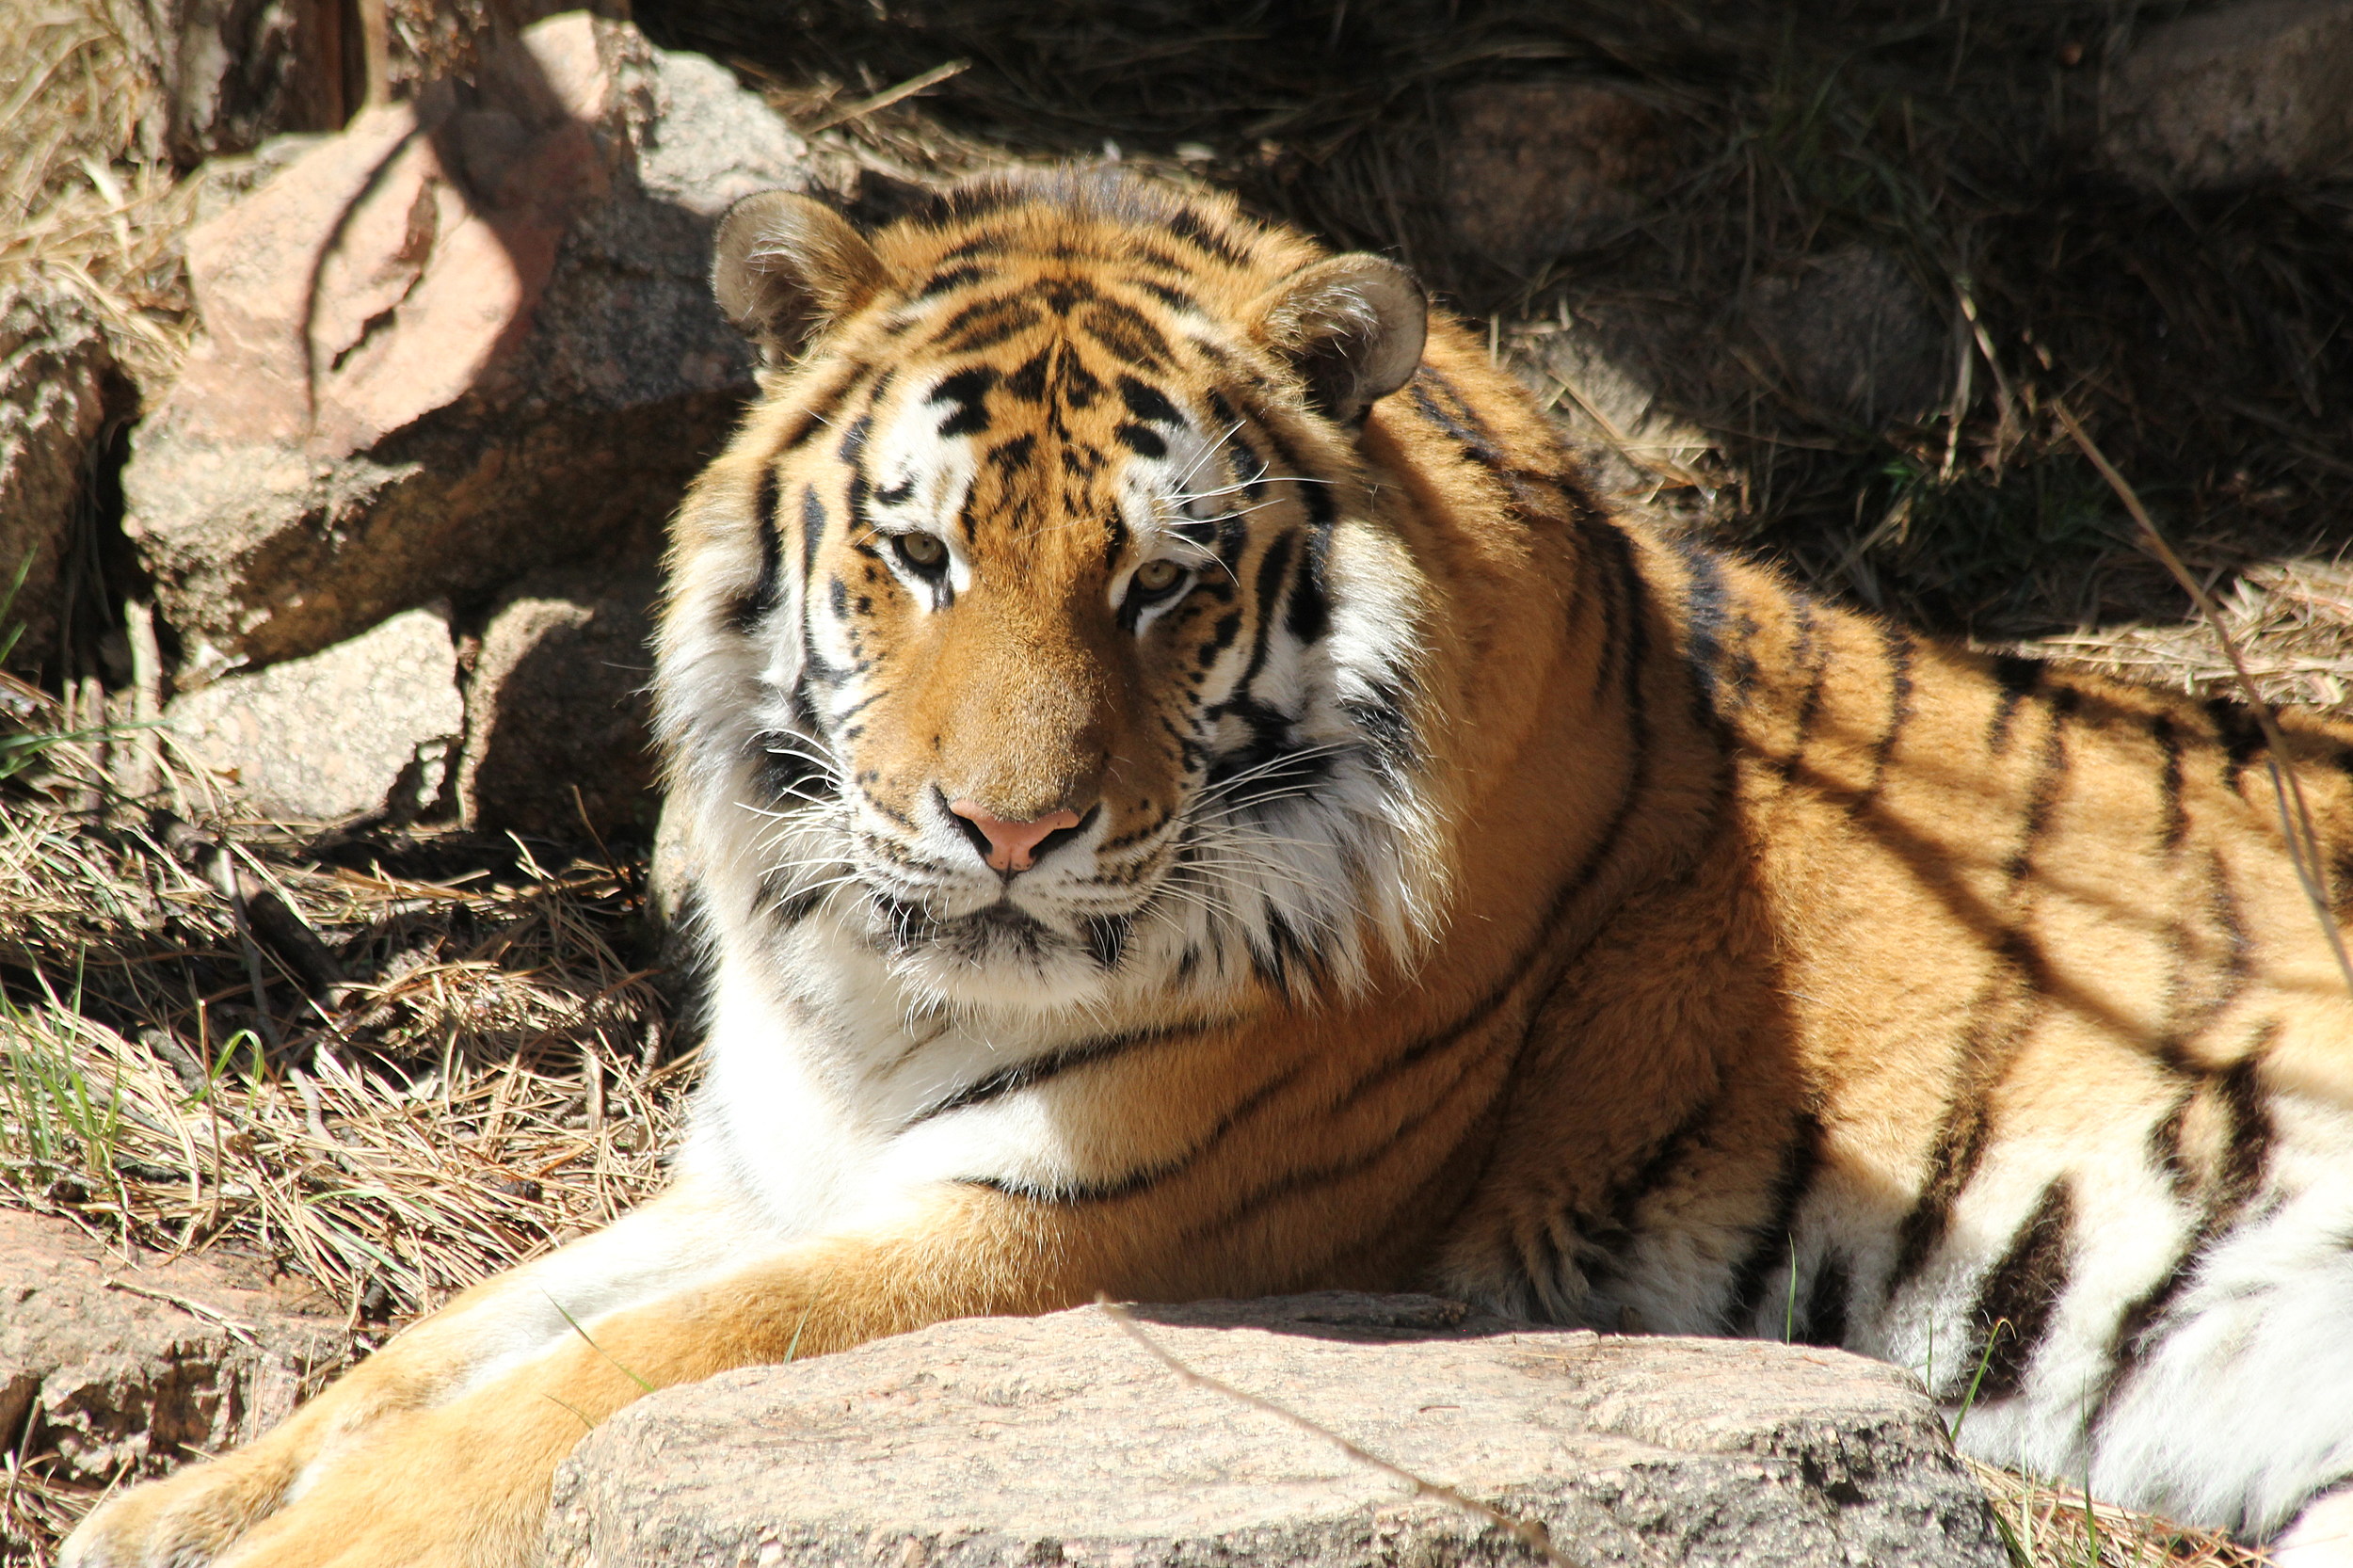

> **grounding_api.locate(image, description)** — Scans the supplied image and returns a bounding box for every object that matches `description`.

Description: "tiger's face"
[661,173,1441,1018]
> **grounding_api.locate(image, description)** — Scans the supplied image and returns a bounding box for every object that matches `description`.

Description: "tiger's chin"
[861,895,1144,1016]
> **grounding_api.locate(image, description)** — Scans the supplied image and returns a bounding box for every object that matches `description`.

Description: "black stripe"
[1850,624,1914,812]
[2204,696,2265,790]
[1284,526,1331,646]
[904,1026,1192,1126]
[1670,535,1744,713]
[1799,1255,1850,1348]
[1408,368,1569,516]
[2154,850,2253,1075]
[1118,374,1184,426]
[729,465,784,633]
[2146,1090,2195,1198]
[1719,1112,1824,1333]
[837,412,872,466]
[2090,1022,2277,1431]
[1219,383,1337,529]
[917,264,989,297]
[2004,687,2076,881]
[1166,206,1250,268]
[1080,297,1174,369]
[798,483,825,583]
[928,366,997,437]
[1173,1018,1513,1246]
[936,296,1043,354]
[2153,714,2188,852]
[1891,696,2071,1288]
[963,1059,1310,1207]
[1590,1093,1721,1261]
[2213,1038,2277,1208]
[1039,276,1098,314]
[1775,594,1829,783]
[1957,1178,2074,1402]
[1986,655,2041,752]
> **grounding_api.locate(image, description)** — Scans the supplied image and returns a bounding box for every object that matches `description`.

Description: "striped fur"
[65,169,2353,1568]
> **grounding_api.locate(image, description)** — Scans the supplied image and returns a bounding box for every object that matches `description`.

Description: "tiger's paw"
[61,1444,301,1568]
[66,1409,547,1568]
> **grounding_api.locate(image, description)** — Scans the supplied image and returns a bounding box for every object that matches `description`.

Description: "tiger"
[66,167,2353,1568]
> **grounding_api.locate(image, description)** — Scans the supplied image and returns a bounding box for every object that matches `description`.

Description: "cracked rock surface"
[0,1208,348,1489]
[545,1292,2007,1568]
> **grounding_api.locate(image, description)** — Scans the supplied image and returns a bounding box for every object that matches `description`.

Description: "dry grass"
[0,0,197,390]
[0,692,686,1326]
[2015,556,2353,721]
[1969,1461,2268,1568]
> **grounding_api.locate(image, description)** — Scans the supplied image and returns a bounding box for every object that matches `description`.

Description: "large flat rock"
[545,1293,2007,1568]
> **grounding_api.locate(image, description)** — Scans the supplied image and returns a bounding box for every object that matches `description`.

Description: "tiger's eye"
[899,533,947,568]
[1133,560,1183,594]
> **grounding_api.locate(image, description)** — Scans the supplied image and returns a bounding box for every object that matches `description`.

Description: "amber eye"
[1131,559,1185,596]
[895,533,948,572]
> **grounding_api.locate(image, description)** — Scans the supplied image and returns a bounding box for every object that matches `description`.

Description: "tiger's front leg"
[65,1182,1096,1568]
[60,1174,774,1568]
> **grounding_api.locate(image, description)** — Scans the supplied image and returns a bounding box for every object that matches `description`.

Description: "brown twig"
[102,1279,264,1349]
[2055,403,2353,1000]
[151,811,349,1008]
[806,59,972,132]
[117,599,162,801]
[1095,1299,1580,1568]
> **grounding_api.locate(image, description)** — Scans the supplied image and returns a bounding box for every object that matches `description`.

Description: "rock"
[103,0,612,168]
[1747,247,1945,427]
[124,13,812,679]
[0,281,118,675]
[2101,0,2353,189]
[0,1207,347,1486]
[455,545,661,840]
[1443,82,1674,276]
[165,605,463,821]
[545,1293,2008,1568]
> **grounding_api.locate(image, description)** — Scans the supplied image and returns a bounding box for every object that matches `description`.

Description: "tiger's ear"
[1249,254,1427,423]
[712,191,891,366]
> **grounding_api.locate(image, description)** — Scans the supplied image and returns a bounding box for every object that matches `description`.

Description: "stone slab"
[545,1293,2008,1568]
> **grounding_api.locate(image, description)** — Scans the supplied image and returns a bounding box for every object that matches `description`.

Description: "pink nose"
[949,800,1083,872]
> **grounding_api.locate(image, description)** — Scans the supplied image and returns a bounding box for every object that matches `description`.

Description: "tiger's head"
[658,170,1449,1022]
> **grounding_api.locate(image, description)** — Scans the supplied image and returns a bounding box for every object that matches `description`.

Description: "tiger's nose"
[948,800,1084,872]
